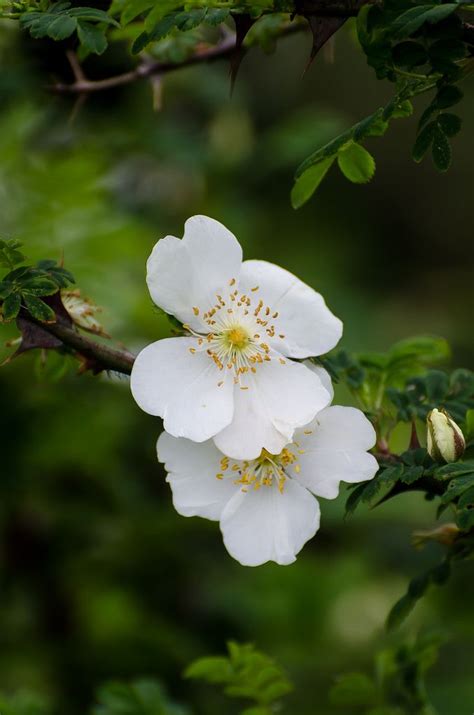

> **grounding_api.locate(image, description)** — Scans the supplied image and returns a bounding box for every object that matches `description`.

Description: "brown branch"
[49,21,307,95]
[50,33,239,95]
[39,320,136,375]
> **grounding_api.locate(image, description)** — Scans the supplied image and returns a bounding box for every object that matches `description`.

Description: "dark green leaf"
[21,278,59,296]
[2,292,21,321]
[391,4,458,40]
[435,84,463,108]
[23,295,56,323]
[431,127,451,171]
[413,121,436,162]
[393,41,428,68]
[77,21,108,54]
[437,112,461,137]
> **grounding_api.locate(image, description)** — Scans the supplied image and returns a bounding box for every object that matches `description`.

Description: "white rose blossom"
[131,215,343,460]
[157,369,378,566]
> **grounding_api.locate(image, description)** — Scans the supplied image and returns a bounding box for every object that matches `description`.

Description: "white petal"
[291,406,378,499]
[213,357,331,460]
[220,479,320,566]
[130,337,234,442]
[303,361,334,403]
[157,432,236,520]
[147,216,242,329]
[239,260,342,358]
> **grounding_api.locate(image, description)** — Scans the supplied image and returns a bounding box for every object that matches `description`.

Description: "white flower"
[131,215,342,460]
[157,381,378,567]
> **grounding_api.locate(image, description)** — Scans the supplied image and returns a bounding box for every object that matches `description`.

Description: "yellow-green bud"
[426,408,465,463]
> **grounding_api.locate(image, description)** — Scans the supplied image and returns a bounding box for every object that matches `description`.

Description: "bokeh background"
[0,17,473,714]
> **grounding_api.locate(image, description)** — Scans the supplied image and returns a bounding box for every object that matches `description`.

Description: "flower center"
[216,446,302,494]
[184,278,287,387]
[223,326,250,351]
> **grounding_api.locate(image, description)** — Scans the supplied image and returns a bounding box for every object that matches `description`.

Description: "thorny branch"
[48,2,373,96]
[42,319,136,375]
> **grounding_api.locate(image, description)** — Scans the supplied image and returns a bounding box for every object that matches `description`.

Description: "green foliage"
[330,634,440,714]
[387,368,474,423]
[292,93,414,207]
[20,2,118,55]
[0,242,74,323]
[326,335,451,417]
[185,641,292,713]
[92,679,190,715]
[0,691,51,715]
[356,0,469,177]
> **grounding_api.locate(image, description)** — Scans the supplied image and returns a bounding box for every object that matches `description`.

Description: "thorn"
[229,13,256,93]
[410,421,421,449]
[303,16,347,76]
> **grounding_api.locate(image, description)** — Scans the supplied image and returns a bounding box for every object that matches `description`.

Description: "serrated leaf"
[44,13,77,39]
[413,121,436,162]
[291,156,335,209]
[68,7,118,25]
[2,292,21,321]
[77,21,107,54]
[23,295,56,322]
[337,142,375,184]
[391,4,458,40]
[132,12,177,52]
[0,281,14,299]
[435,84,463,108]
[431,127,451,171]
[21,277,59,296]
[437,112,461,137]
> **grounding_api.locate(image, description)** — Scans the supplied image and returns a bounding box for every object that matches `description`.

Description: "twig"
[49,22,306,95]
[50,34,239,95]
[41,320,135,375]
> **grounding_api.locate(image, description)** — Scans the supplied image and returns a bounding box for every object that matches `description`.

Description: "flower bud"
[426,408,465,463]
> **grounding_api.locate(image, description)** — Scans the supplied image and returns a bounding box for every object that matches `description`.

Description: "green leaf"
[43,13,77,39]
[184,657,233,683]
[290,156,335,209]
[387,593,416,630]
[431,127,451,171]
[23,295,55,322]
[329,673,378,707]
[68,7,118,25]
[121,0,155,25]
[93,678,189,715]
[437,112,462,137]
[0,281,14,299]
[132,13,176,52]
[77,21,108,54]
[391,4,458,40]
[337,142,376,183]
[0,240,26,268]
[413,121,436,162]
[435,84,463,108]
[2,292,21,321]
[21,277,59,296]
[392,41,428,68]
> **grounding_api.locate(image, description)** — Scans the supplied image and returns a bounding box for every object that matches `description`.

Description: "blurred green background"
[0,18,473,715]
